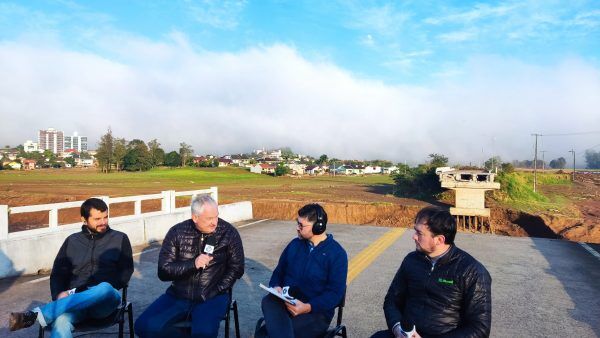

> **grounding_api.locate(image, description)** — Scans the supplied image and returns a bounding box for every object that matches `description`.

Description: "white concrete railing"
[0,187,218,240]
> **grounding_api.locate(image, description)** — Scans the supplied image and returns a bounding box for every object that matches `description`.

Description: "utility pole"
[568,149,576,182]
[531,133,541,192]
[540,150,547,171]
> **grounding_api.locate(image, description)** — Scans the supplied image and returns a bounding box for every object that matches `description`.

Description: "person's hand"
[412,331,421,338]
[57,291,70,299]
[285,299,311,317]
[273,286,283,294]
[194,254,213,269]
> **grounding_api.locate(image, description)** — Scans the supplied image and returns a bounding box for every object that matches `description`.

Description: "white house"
[76,158,94,167]
[304,165,322,175]
[286,163,306,175]
[250,164,262,174]
[383,166,399,174]
[364,166,382,174]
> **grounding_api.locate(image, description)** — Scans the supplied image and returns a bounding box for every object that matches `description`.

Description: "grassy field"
[0,167,398,206]
[493,172,578,215]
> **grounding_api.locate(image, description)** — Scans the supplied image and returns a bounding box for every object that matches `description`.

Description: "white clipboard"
[259,283,296,305]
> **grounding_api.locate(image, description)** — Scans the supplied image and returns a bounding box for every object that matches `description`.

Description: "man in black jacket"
[380,206,492,338]
[9,198,134,337]
[135,194,245,338]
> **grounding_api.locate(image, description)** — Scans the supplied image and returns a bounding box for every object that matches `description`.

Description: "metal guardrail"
[0,187,218,240]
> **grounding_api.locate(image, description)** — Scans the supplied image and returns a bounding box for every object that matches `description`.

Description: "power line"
[541,131,600,137]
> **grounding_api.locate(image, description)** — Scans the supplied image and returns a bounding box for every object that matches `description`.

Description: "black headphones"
[311,204,327,235]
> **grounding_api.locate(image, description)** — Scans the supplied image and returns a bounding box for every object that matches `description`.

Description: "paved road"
[1,220,599,337]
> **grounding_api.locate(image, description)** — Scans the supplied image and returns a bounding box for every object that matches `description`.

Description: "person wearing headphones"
[256,203,348,338]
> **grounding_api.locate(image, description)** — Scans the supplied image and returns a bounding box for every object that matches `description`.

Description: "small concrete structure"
[438,168,500,232]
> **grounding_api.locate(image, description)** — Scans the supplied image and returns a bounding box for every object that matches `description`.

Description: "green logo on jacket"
[438,278,454,285]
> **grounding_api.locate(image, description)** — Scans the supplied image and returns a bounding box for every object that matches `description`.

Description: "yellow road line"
[347,228,406,284]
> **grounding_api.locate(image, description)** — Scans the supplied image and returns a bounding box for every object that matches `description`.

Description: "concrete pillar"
[169,191,176,211]
[210,186,218,204]
[134,200,142,215]
[0,205,8,240]
[49,208,58,228]
[161,191,172,213]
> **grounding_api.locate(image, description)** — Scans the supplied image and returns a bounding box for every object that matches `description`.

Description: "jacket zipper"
[90,234,96,278]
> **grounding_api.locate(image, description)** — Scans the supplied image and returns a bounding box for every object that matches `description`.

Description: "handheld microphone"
[203,235,216,255]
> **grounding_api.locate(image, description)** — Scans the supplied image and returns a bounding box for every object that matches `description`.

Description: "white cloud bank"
[0,34,598,164]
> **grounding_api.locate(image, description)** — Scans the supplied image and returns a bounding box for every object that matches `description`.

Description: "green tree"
[585,150,600,169]
[549,157,566,169]
[275,163,290,176]
[315,154,328,165]
[65,157,76,167]
[96,128,115,173]
[370,159,393,167]
[164,151,182,167]
[484,156,502,171]
[281,147,295,160]
[16,144,25,157]
[179,142,193,167]
[113,138,127,171]
[501,162,515,173]
[428,153,449,168]
[148,139,165,167]
[123,139,152,171]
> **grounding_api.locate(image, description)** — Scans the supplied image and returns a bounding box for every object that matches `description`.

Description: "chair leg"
[225,307,230,338]
[341,326,347,338]
[128,303,134,338]
[119,319,124,338]
[233,301,240,338]
[38,325,44,338]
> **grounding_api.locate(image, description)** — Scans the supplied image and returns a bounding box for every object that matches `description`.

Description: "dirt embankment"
[253,200,600,244]
[253,199,422,227]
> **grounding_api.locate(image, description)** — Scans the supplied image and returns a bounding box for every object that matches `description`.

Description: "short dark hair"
[298,203,327,225]
[81,198,108,220]
[414,206,456,245]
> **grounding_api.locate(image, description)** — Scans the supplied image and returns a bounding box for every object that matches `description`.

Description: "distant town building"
[7,161,22,170]
[38,128,64,154]
[64,132,88,152]
[218,158,233,167]
[22,159,36,170]
[23,140,39,153]
[364,165,382,174]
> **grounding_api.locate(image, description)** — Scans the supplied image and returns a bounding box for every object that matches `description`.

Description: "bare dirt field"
[0,168,598,243]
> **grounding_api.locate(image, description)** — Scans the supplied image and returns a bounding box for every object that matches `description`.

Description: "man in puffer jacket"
[381,206,492,338]
[9,198,133,338]
[135,194,244,338]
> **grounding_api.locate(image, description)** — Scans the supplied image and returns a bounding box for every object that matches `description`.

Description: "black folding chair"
[255,291,347,338]
[38,286,134,338]
[173,288,240,338]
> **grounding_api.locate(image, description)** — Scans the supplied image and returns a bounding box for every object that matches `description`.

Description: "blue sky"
[0,0,599,163]
[3,0,599,84]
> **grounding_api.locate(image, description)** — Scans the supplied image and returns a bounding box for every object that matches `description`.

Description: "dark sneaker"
[9,311,37,331]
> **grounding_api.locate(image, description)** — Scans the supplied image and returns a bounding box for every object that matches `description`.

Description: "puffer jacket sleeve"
[443,264,492,338]
[383,258,409,331]
[204,225,245,300]
[158,226,197,281]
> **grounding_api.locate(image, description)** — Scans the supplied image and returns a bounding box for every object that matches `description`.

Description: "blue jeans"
[35,282,121,338]
[258,294,332,338]
[134,292,229,338]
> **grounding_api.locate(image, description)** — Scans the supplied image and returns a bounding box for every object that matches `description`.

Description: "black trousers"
[256,294,332,338]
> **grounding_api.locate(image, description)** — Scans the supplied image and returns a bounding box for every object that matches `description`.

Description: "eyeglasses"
[296,221,312,229]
